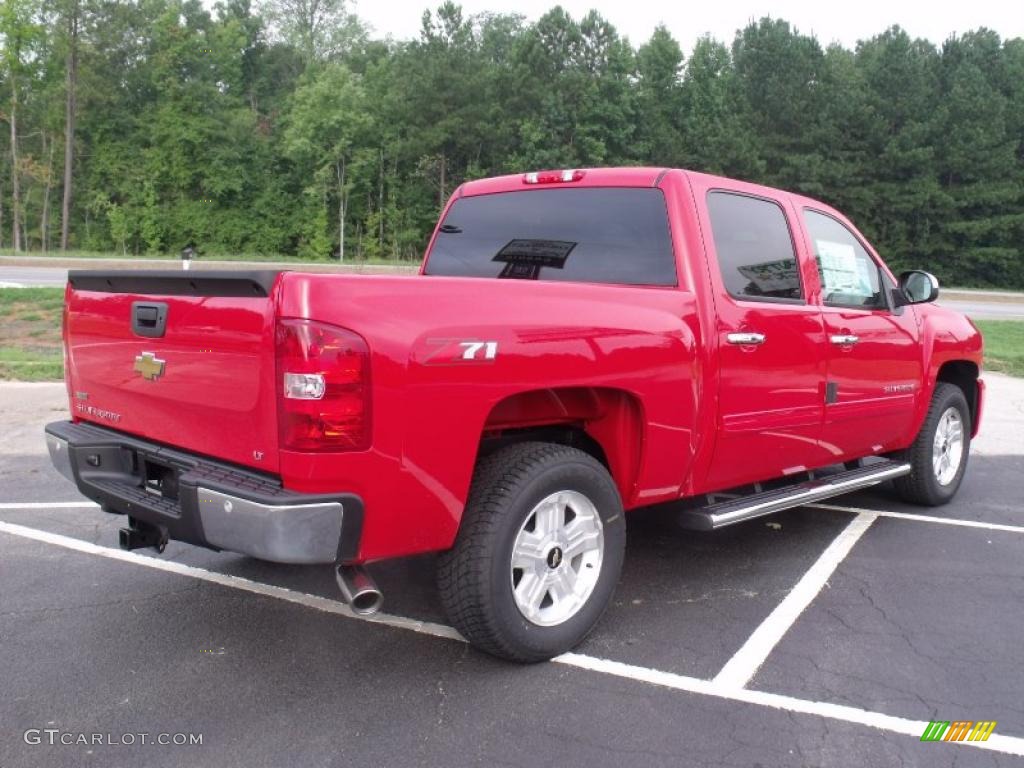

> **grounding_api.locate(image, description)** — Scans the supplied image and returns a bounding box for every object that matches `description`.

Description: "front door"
[699,190,830,491]
[799,208,923,460]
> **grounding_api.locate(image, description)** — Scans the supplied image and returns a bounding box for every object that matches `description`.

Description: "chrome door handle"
[726,332,766,346]
[830,334,860,345]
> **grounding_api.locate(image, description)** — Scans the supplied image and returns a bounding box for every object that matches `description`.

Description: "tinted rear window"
[424,188,676,286]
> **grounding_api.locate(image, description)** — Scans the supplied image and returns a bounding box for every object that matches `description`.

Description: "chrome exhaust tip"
[335,565,383,616]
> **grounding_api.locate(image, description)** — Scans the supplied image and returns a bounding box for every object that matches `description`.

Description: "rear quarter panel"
[278,273,699,561]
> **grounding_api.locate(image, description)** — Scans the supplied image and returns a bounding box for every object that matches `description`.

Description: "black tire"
[437,442,626,662]
[891,382,971,506]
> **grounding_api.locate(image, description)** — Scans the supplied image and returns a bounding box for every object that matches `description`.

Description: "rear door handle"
[830,334,860,346]
[726,332,766,346]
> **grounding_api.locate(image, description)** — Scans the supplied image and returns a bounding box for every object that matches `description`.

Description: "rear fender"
[483,387,645,504]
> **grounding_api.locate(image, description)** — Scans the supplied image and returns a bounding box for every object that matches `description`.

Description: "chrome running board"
[678,460,911,531]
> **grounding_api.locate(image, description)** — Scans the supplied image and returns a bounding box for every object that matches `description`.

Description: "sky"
[352,0,1024,51]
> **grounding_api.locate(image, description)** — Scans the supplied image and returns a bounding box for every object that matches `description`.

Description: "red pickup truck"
[45,167,983,661]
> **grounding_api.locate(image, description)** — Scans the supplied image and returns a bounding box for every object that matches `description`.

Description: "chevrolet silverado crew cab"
[45,168,983,662]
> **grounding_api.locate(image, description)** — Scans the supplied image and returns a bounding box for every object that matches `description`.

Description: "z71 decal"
[422,339,499,365]
[458,341,498,360]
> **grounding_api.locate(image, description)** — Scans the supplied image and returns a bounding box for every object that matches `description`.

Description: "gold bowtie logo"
[134,352,166,381]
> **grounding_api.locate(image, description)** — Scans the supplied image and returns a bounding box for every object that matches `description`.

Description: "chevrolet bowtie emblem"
[134,351,166,381]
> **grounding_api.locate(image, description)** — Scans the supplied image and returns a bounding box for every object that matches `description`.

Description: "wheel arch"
[935,359,980,433]
[478,386,645,505]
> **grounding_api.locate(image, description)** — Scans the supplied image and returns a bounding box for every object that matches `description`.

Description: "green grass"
[0,286,65,308]
[0,287,65,381]
[0,346,63,381]
[975,320,1024,378]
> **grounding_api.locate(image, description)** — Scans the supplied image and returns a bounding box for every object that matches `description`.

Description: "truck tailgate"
[64,271,281,472]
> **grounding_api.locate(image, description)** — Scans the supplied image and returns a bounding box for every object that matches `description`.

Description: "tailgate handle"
[131,301,168,338]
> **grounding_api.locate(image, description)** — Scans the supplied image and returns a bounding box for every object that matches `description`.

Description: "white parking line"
[713,511,877,689]
[0,519,461,642]
[2,517,1022,757]
[807,501,1024,534]
[564,653,1024,756]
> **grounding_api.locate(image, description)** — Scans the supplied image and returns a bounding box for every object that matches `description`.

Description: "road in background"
[0,267,69,286]
[938,297,1024,319]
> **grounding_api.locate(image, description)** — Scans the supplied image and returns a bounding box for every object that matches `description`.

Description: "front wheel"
[892,382,971,506]
[437,442,626,662]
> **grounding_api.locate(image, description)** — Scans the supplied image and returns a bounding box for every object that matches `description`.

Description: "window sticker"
[855,255,875,289]
[817,239,867,295]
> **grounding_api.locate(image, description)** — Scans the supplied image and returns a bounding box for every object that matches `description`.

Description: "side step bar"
[678,460,911,531]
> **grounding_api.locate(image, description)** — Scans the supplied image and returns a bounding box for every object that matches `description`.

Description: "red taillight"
[276,319,371,452]
[522,169,585,185]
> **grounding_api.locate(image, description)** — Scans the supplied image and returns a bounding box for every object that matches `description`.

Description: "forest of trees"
[1,0,1022,286]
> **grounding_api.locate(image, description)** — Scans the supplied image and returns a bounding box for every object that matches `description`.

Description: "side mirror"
[897,270,939,305]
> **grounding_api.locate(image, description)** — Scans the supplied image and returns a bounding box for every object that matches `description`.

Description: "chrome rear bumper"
[44,421,363,565]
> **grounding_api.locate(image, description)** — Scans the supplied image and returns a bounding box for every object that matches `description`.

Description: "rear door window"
[424,188,677,286]
[706,192,804,302]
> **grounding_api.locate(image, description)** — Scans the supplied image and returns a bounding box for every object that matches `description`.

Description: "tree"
[731,17,826,191]
[0,0,43,251]
[636,26,684,165]
[0,1,1020,285]
[283,63,370,259]
[934,30,1023,286]
[60,0,78,250]
[259,0,364,64]
[854,27,944,273]
[810,44,873,220]
[507,7,635,168]
[679,36,763,178]
[404,3,489,204]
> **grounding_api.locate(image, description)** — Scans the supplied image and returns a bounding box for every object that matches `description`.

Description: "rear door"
[697,189,830,490]
[798,209,923,459]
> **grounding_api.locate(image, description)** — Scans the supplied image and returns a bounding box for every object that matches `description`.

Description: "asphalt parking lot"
[2,376,1022,767]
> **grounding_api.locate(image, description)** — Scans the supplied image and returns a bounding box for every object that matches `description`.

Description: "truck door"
[798,208,924,459]
[698,189,831,491]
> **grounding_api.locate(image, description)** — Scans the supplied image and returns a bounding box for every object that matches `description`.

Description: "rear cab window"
[423,188,677,286]
[705,191,804,302]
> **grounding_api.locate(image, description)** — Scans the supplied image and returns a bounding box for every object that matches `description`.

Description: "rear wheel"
[892,382,971,506]
[437,442,626,662]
